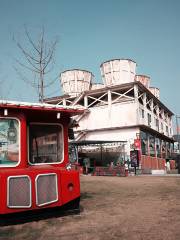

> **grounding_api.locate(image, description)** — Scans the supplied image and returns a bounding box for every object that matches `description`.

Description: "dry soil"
[0,175,180,240]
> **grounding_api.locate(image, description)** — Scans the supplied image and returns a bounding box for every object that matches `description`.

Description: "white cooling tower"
[100,59,137,86]
[60,69,93,96]
[149,87,160,99]
[135,75,150,89]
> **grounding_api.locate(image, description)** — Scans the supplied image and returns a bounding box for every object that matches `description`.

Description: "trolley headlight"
[68,183,74,192]
[66,163,72,171]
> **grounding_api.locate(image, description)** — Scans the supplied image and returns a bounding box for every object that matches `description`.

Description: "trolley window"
[0,119,19,166]
[29,124,63,164]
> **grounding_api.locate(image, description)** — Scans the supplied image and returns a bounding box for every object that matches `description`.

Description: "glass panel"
[140,131,148,155]
[166,142,171,158]
[149,134,155,157]
[161,140,166,159]
[155,138,161,158]
[29,124,63,164]
[69,144,78,163]
[170,143,173,156]
[0,119,19,166]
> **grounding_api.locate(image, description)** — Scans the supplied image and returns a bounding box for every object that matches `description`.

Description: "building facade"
[45,59,174,171]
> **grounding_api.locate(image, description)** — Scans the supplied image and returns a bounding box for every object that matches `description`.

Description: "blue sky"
[0,0,180,117]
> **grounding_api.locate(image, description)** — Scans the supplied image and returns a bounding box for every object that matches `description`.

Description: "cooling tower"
[135,75,150,89]
[60,69,93,96]
[100,59,136,86]
[149,87,160,99]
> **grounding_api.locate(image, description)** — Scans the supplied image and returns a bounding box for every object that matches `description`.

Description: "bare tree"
[14,26,59,102]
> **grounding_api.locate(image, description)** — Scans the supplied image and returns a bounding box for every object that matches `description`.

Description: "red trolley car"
[0,100,83,221]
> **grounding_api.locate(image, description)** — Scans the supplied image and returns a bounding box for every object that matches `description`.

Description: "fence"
[92,166,125,177]
[141,155,176,173]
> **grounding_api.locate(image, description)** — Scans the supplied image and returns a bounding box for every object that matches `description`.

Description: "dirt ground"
[0,175,180,240]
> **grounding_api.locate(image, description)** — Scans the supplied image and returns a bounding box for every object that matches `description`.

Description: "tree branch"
[24,25,41,55]
[15,58,40,73]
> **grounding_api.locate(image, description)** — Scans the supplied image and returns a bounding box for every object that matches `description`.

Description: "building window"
[170,128,171,135]
[156,138,161,158]
[161,141,166,159]
[29,124,63,164]
[166,142,171,158]
[170,143,173,157]
[140,131,148,155]
[161,123,163,132]
[166,126,169,135]
[147,113,151,126]
[0,118,19,166]
[149,134,155,157]
[141,109,144,118]
[156,119,159,131]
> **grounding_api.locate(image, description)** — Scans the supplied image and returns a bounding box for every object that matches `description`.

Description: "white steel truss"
[87,92,108,108]
[111,87,135,104]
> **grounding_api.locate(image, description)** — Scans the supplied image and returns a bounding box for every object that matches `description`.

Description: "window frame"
[0,117,21,168]
[28,122,64,166]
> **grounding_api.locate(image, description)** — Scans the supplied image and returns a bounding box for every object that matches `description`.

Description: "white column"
[134,84,139,124]
[108,90,112,127]
[150,99,154,128]
[108,90,112,107]
[62,98,66,106]
[143,93,147,125]
[84,95,88,108]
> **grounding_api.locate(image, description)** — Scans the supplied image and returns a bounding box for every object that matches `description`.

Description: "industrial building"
[45,59,174,173]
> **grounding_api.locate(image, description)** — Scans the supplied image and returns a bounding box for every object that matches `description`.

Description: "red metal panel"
[19,113,27,169]
[141,155,167,170]
[60,170,80,205]
[61,124,69,168]
[170,160,175,169]
[0,167,80,215]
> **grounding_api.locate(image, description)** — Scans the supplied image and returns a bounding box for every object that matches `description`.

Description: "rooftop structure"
[60,69,94,97]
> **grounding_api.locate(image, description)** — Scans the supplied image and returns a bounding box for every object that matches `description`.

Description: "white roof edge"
[0,100,86,111]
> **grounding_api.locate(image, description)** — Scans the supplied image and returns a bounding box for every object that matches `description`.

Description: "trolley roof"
[0,100,85,116]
